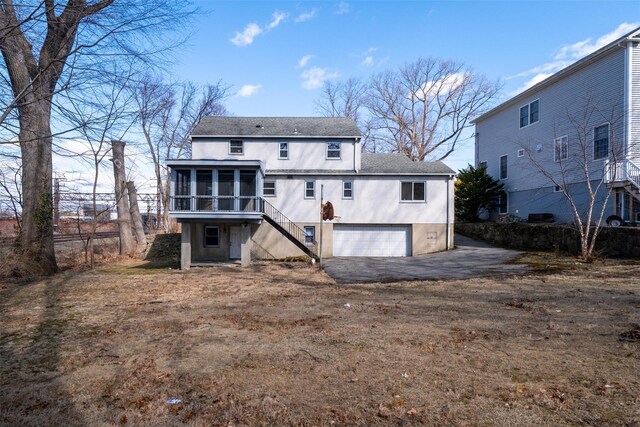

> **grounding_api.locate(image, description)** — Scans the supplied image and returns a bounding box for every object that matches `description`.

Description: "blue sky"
[50,0,640,194]
[169,0,639,171]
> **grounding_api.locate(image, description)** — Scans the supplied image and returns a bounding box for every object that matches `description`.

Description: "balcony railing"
[604,159,640,189]
[170,195,262,213]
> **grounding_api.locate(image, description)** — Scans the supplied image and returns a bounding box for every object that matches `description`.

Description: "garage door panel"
[333,225,410,257]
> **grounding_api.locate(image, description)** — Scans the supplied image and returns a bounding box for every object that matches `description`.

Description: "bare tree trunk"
[112,140,135,255]
[127,181,147,253]
[18,104,57,273]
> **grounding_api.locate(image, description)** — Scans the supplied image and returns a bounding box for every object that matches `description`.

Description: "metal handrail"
[260,198,318,248]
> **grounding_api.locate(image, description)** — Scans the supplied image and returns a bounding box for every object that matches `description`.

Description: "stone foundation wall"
[456,223,640,258]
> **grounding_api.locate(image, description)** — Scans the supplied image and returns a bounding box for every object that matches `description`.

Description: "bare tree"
[366,58,501,161]
[0,1,192,274]
[135,77,228,231]
[522,95,627,261]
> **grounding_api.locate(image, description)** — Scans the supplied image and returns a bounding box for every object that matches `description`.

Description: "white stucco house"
[167,117,455,269]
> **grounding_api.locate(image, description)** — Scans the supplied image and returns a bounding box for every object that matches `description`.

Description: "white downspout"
[446,175,451,250]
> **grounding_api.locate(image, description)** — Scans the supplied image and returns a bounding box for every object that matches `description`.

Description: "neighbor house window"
[554,185,563,192]
[304,226,315,245]
[263,180,276,197]
[517,149,525,158]
[554,135,568,162]
[400,181,425,202]
[594,124,610,160]
[204,226,219,247]
[326,142,341,159]
[229,140,243,155]
[500,155,508,179]
[305,181,315,198]
[498,193,508,214]
[519,99,539,128]
[279,142,288,159]
[343,181,353,199]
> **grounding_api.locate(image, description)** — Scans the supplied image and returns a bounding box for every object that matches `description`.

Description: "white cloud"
[295,9,317,23]
[335,2,350,15]
[300,67,339,90]
[297,54,314,68]
[237,84,262,97]
[415,72,468,99]
[230,23,262,47]
[230,11,288,46]
[266,11,287,30]
[511,22,639,94]
[362,56,374,66]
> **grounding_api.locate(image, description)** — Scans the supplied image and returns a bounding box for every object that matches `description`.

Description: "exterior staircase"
[605,159,640,202]
[261,198,319,260]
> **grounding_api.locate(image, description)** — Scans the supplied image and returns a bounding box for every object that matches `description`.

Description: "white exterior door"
[229,226,241,259]
[333,225,411,257]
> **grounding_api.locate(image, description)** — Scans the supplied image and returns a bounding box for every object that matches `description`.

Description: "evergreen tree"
[455,164,505,222]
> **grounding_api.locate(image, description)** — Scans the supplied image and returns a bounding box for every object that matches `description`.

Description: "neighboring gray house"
[474,26,640,224]
[167,117,455,269]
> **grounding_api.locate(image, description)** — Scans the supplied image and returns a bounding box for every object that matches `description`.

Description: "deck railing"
[170,195,262,213]
[604,159,640,189]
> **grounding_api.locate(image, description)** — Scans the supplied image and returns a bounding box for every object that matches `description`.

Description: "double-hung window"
[279,142,289,159]
[263,180,276,197]
[554,136,568,162]
[519,99,539,128]
[229,140,243,155]
[305,181,315,199]
[593,124,610,160]
[304,226,315,245]
[400,181,425,202]
[342,181,353,199]
[204,226,220,247]
[499,155,508,179]
[326,142,341,159]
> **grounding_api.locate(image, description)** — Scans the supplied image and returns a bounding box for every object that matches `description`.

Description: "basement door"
[229,226,241,259]
[333,225,411,257]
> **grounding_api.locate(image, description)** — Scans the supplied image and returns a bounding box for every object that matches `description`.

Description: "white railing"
[604,159,640,189]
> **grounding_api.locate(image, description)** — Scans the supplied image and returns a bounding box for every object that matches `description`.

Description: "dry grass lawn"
[1,255,639,426]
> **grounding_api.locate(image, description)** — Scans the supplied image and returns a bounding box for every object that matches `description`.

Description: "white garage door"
[333,225,411,257]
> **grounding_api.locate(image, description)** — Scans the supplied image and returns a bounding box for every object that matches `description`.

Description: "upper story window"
[517,149,525,158]
[263,180,276,197]
[326,142,341,159]
[554,136,568,162]
[343,181,353,199]
[229,140,243,155]
[519,99,539,128]
[594,124,610,160]
[401,181,425,202]
[279,142,289,159]
[305,180,315,199]
[500,155,508,179]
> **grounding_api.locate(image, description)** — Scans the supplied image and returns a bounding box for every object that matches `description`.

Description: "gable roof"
[361,153,454,175]
[192,116,362,138]
[473,26,640,124]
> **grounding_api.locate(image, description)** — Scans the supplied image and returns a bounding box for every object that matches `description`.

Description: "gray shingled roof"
[360,153,454,174]
[192,116,362,138]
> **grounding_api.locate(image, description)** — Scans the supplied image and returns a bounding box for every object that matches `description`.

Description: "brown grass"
[1,259,639,426]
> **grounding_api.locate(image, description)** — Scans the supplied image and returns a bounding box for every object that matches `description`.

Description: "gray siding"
[631,43,640,162]
[476,47,626,222]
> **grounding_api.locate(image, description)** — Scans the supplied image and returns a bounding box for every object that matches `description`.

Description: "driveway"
[322,234,527,283]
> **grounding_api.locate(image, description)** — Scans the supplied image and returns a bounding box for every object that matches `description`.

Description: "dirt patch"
[1,259,639,426]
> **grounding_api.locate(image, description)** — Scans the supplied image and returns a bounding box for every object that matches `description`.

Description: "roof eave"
[191,134,362,139]
[473,27,640,124]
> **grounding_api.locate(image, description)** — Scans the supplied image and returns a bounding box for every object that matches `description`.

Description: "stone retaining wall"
[456,223,640,258]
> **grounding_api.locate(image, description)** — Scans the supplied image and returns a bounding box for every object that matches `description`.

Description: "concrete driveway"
[322,234,527,283]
